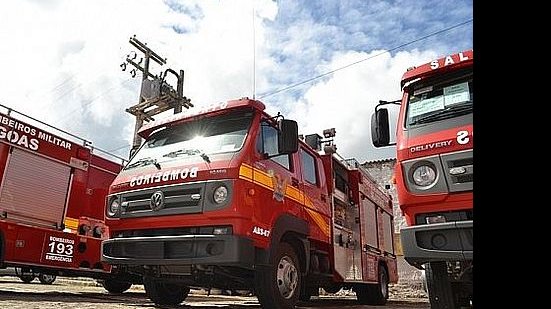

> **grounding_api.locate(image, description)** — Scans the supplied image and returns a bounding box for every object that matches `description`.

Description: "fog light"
[206,243,222,255]
[431,233,447,249]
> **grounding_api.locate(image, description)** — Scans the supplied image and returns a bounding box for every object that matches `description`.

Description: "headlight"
[108,198,120,217]
[213,186,228,204]
[412,165,437,187]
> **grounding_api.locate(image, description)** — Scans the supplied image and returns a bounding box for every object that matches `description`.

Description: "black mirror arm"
[375,99,401,113]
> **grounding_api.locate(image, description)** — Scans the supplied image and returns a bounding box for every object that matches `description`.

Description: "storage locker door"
[0,148,72,229]
[362,198,378,248]
[381,212,394,254]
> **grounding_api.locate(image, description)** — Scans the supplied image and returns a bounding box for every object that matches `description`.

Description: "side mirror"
[371,108,390,147]
[278,119,299,154]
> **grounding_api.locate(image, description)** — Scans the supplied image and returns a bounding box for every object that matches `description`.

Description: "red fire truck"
[102,98,398,308]
[371,50,473,308]
[0,103,134,293]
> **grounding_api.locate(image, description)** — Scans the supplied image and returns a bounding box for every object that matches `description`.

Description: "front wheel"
[102,279,132,294]
[256,242,302,309]
[425,262,455,309]
[144,278,190,306]
[38,274,56,285]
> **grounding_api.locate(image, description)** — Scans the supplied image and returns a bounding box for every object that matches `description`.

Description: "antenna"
[252,3,256,99]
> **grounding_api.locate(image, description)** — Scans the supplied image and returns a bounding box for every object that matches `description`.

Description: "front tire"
[38,274,56,285]
[144,278,190,306]
[426,262,455,309]
[102,279,132,294]
[256,242,302,309]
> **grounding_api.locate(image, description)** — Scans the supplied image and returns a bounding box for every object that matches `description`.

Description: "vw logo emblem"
[150,191,165,211]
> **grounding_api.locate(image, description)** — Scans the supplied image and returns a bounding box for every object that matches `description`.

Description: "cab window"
[256,122,292,170]
[300,148,318,185]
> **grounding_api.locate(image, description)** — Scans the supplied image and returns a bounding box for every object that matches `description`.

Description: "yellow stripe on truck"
[239,164,331,237]
[239,164,253,180]
[305,208,331,237]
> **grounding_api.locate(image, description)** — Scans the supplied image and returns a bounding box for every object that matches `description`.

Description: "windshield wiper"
[411,102,472,125]
[125,157,161,170]
[163,148,211,164]
[163,149,201,158]
[200,153,211,163]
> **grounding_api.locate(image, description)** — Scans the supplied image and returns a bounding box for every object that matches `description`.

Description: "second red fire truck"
[372,50,473,308]
[0,103,135,293]
[102,98,398,308]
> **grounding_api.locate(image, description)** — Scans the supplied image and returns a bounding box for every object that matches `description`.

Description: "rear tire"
[425,262,456,309]
[18,274,35,284]
[355,265,389,305]
[255,242,302,309]
[38,274,56,285]
[144,278,190,306]
[102,279,132,294]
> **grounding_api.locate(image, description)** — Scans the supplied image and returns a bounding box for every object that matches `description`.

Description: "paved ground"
[0,276,429,308]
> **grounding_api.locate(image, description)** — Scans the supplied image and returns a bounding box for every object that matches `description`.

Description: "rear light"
[92,224,109,239]
[78,223,91,235]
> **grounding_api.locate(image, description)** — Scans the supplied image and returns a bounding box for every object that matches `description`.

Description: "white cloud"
[0,0,278,155]
[284,49,438,162]
[0,0,470,160]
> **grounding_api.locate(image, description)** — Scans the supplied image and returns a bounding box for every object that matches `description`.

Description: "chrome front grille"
[119,183,204,218]
[441,150,473,192]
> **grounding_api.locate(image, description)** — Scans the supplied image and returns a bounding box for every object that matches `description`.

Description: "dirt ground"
[0,276,429,308]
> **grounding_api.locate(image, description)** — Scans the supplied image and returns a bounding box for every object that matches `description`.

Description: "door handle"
[291,177,299,187]
[321,194,326,202]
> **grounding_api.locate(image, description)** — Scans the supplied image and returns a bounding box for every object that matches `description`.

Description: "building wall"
[362,159,406,233]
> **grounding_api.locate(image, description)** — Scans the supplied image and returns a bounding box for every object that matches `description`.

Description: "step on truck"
[101,98,398,308]
[0,103,135,293]
[371,50,473,308]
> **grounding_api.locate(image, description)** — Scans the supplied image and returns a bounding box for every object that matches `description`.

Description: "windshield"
[125,109,253,170]
[406,71,473,127]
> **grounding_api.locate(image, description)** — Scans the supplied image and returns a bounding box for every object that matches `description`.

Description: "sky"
[0,0,473,162]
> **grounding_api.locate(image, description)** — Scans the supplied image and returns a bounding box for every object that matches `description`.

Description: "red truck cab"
[372,51,473,308]
[102,98,397,308]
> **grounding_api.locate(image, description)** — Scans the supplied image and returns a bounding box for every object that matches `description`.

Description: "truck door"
[253,120,302,241]
[298,147,331,243]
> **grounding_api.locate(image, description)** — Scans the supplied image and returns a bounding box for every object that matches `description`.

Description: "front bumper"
[102,234,254,268]
[401,220,472,268]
